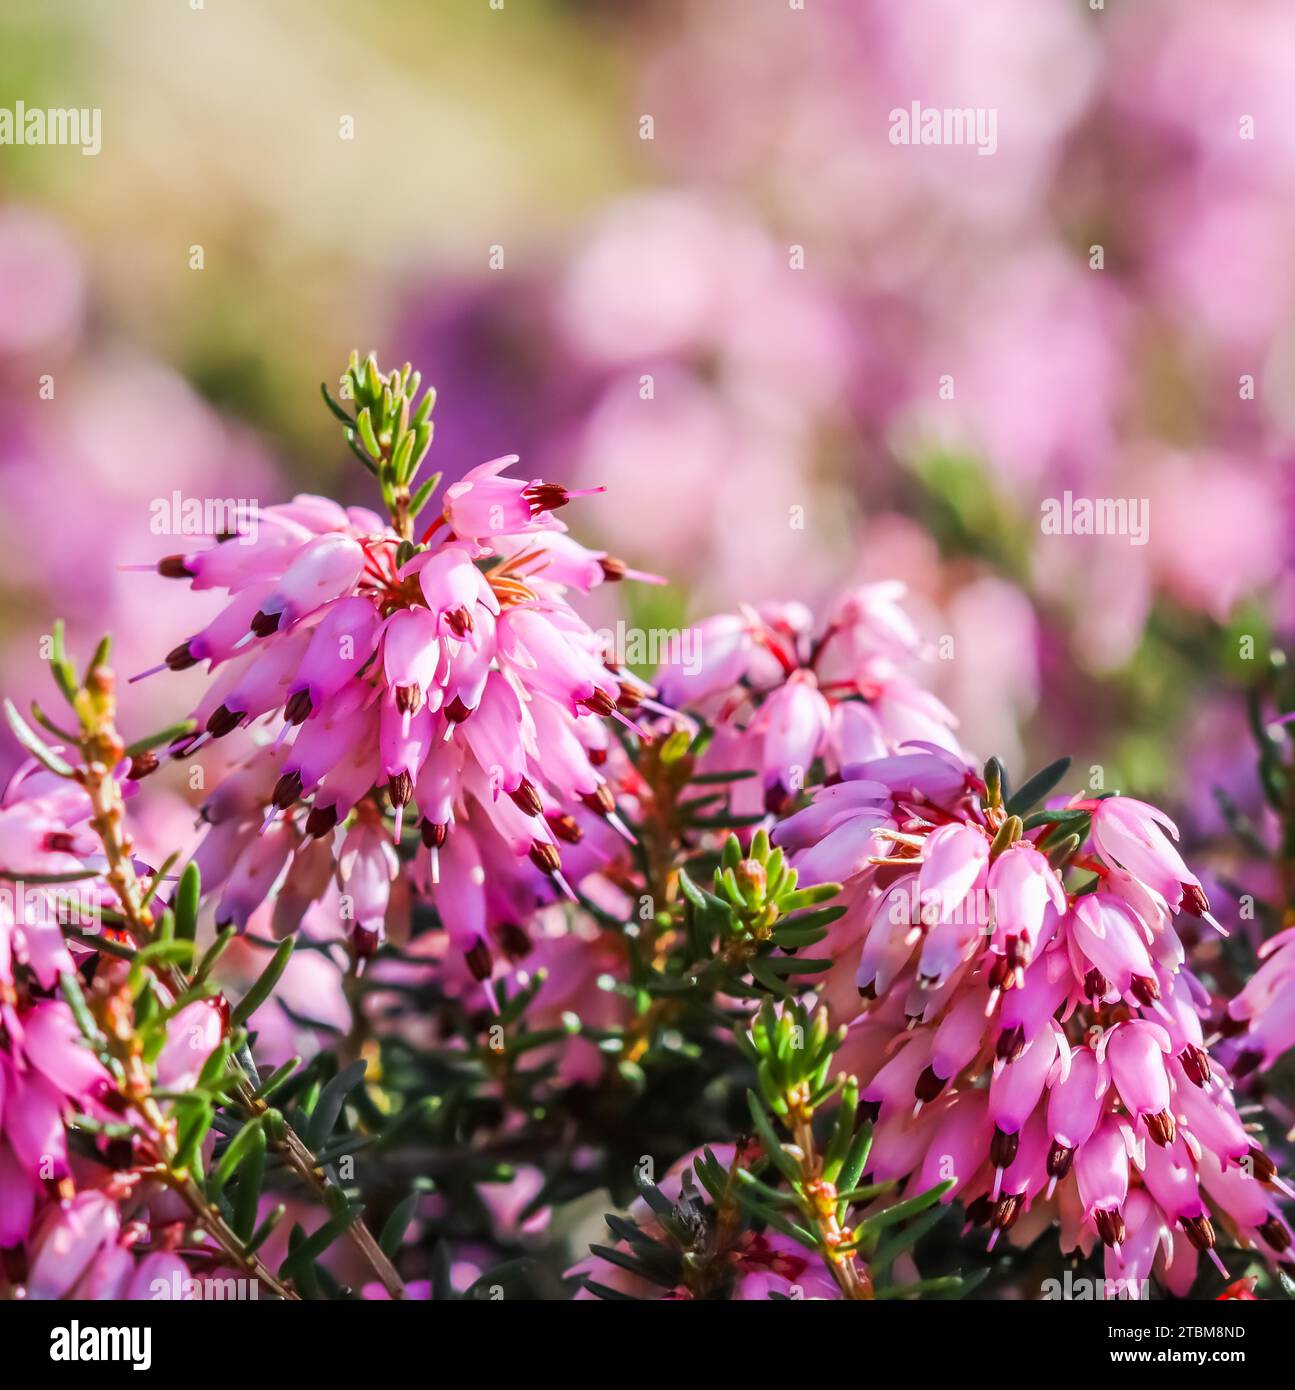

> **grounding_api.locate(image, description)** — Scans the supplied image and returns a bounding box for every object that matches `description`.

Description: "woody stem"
[789,1113,872,1301]
[77,728,406,1300]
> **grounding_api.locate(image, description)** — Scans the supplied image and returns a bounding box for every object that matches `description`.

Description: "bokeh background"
[1,0,1292,844]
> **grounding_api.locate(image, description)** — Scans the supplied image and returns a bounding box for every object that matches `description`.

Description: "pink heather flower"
[213,820,296,932]
[0,777,231,1279]
[1104,1188,1170,1297]
[1070,894,1160,1009]
[25,1190,123,1299]
[1045,1044,1106,1190]
[1088,797,1200,911]
[408,785,629,990]
[986,843,1065,969]
[918,823,990,926]
[21,1187,205,1300]
[730,1232,842,1301]
[382,606,445,720]
[750,671,831,808]
[1100,1021,1175,1144]
[441,455,604,543]
[1075,1115,1137,1248]
[410,544,499,641]
[0,760,144,989]
[655,613,755,708]
[338,817,400,956]
[772,761,1290,1278]
[654,586,963,817]
[153,1001,223,1092]
[0,1134,37,1244]
[136,461,653,977]
[988,1024,1060,1175]
[1224,928,1295,1076]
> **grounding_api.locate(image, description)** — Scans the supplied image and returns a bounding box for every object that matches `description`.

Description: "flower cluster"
[5,351,1291,1306]
[138,359,657,981]
[0,761,227,1294]
[768,752,1293,1294]
[654,582,960,817]
[1223,928,1295,1077]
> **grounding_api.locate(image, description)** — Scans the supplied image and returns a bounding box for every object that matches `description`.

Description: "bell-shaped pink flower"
[461,672,534,802]
[1200,1162,1291,1257]
[2,1057,69,1178]
[653,613,754,708]
[303,708,382,835]
[860,1033,932,1124]
[251,533,366,635]
[1075,1115,1136,1247]
[1172,1072,1252,1170]
[915,1091,990,1201]
[1046,1045,1106,1189]
[855,876,919,1000]
[527,694,604,801]
[987,843,1065,966]
[0,1140,37,1246]
[917,823,989,925]
[1101,1020,1175,1146]
[155,581,273,675]
[431,827,488,964]
[927,986,992,1094]
[272,835,337,938]
[997,951,1071,1060]
[379,699,435,832]
[1090,797,1198,909]
[1140,1136,1227,1275]
[414,544,499,638]
[284,596,382,721]
[154,1001,223,1092]
[203,629,311,737]
[1104,1189,1169,1297]
[215,821,295,930]
[842,748,971,805]
[338,820,399,952]
[20,1000,111,1100]
[26,1191,121,1299]
[988,1023,1059,1187]
[753,671,830,810]
[1070,894,1158,1008]
[441,456,600,541]
[988,1108,1050,1248]
[497,606,616,717]
[276,692,374,807]
[382,606,445,720]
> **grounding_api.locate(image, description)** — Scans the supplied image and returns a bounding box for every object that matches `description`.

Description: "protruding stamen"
[528,840,562,875]
[508,779,544,818]
[206,704,242,738]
